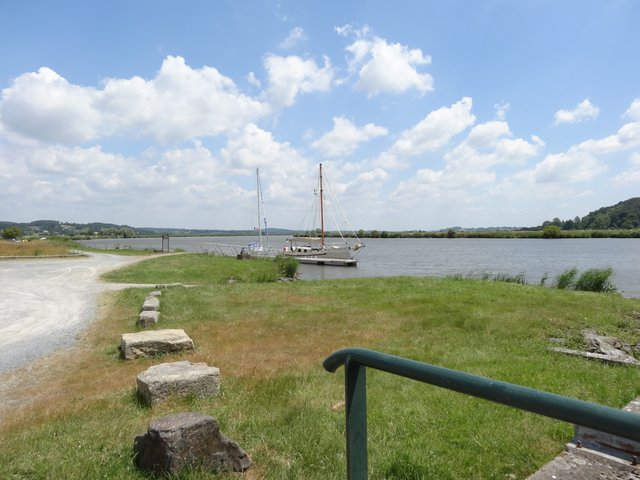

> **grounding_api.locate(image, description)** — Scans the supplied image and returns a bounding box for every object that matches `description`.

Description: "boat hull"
[284,237,357,265]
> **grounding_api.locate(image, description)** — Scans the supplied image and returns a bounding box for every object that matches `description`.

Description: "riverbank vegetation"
[102,253,298,283]
[0,239,72,257]
[2,254,640,478]
[452,267,618,293]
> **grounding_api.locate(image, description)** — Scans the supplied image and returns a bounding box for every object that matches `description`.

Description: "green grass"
[2,254,640,479]
[101,253,287,284]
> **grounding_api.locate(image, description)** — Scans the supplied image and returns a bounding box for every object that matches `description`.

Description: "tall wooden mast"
[319,163,325,248]
[256,168,262,247]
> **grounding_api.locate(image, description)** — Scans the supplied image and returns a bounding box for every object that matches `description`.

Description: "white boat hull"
[284,238,361,266]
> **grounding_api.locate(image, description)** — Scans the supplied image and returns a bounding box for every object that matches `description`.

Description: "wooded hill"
[0,219,296,238]
[541,197,640,230]
[3,197,639,239]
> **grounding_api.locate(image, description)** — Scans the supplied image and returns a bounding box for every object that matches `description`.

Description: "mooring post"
[345,356,368,479]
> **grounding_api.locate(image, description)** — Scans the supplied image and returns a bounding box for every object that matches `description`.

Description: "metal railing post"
[345,356,368,479]
[325,348,640,479]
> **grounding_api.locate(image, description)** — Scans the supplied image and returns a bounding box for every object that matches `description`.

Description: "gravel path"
[0,253,152,374]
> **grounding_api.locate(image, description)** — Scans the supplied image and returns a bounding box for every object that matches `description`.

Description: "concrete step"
[528,397,640,479]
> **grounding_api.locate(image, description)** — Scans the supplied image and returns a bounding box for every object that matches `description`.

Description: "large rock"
[138,310,159,328]
[137,361,221,405]
[549,330,640,367]
[142,296,160,311]
[134,412,251,476]
[120,329,193,360]
[583,329,634,358]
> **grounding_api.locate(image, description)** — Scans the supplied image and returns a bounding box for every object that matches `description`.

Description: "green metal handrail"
[323,347,640,479]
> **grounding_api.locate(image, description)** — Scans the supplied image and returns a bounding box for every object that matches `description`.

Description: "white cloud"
[99,56,268,143]
[311,116,388,157]
[0,56,269,145]
[530,151,607,183]
[335,24,370,38]
[577,121,640,155]
[0,140,260,226]
[220,123,309,200]
[279,27,307,49]
[531,135,545,147]
[494,102,510,120]
[263,54,334,109]
[344,34,433,96]
[356,167,388,183]
[393,97,475,155]
[623,98,640,121]
[247,72,261,88]
[520,117,640,185]
[554,98,600,125]
[0,67,100,144]
[376,97,475,169]
[466,121,511,148]
[612,152,640,186]
[337,166,389,205]
[389,117,541,205]
[0,144,140,208]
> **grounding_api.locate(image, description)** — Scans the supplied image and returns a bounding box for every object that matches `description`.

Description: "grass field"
[2,254,640,479]
[0,238,160,258]
[0,239,72,257]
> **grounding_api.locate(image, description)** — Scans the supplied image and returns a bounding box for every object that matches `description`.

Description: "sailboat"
[239,168,277,259]
[284,164,364,266]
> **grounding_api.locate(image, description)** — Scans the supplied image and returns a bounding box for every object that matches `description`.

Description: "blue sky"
[1,1,639,231]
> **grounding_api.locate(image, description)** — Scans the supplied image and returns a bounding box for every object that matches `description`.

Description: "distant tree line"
[540,197,640,230]
[332,228,640,239]
[3,197,639,241]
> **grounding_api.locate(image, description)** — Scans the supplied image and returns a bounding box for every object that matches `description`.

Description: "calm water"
[81,236,640,298]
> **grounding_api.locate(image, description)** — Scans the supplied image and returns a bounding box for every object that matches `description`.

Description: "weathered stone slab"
[550,347,640,366]
[134,412,251,476]
[119,329,193,360]
[148,290,162,297]
[155,283,184,289]
[138,310,159,327]
[142,296,160,311]
[549,329,640,367]
[136,361,220,405]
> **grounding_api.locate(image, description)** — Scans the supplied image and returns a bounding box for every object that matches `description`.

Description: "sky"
[1,1,639,231]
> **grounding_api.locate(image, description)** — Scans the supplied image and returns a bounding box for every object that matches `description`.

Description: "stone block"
[136,361,220,405]
[148,290,162,297]
[155,283,184,289]
[138,310,159,327]
[119,329,194,360]
[142,296,160,311]
[134,412,251,475]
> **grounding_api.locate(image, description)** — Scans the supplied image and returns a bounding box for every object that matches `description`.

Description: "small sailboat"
[284,163,364,266]
[239,168,277,259]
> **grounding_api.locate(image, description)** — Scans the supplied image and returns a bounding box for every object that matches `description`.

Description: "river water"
[80,236,640,298]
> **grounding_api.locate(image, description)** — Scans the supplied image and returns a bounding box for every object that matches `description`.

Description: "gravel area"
[0,253,152,374]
